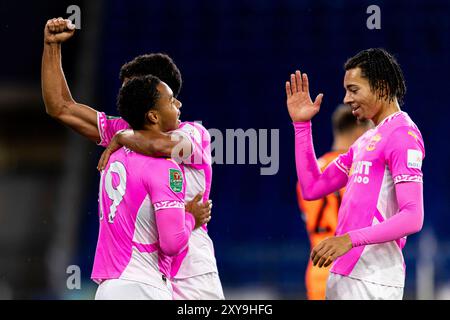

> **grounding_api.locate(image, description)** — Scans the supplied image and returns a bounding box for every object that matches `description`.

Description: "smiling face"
[153,81,182,132]
[343,67,384,122]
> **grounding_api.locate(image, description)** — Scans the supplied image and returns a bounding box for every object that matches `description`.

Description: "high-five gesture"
[44,18,76,44]
[285,70,324,122]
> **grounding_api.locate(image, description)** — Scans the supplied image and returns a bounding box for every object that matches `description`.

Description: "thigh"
[172,273,225,300]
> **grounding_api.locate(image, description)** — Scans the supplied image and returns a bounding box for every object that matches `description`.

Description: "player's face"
[343,68,383,122]
[155,82,182,132]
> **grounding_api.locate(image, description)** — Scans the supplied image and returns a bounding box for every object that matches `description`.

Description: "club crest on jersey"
[169,168,183,193]
[366,133,382,151]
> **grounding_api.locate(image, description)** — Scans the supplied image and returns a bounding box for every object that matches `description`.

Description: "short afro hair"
[119,53,182,97]
[345,48,406,105]
[117,75,161,130]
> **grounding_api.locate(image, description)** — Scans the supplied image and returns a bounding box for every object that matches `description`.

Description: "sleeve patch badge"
[407,149,423,169]
[169,168,183,193]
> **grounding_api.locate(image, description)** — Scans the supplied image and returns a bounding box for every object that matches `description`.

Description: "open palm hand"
[285,70,323,122]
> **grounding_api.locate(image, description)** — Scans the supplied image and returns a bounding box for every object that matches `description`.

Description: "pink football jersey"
[91,146,186,291]
[97,113,219,279]
[332,111,425,287]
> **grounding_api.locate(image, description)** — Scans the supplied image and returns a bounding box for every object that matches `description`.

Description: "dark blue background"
[91,0,450,297]
[1,0,448,298]
[76,0,449,297]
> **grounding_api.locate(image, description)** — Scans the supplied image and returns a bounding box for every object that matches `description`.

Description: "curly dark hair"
[119,53,182,97]
[117,75,161,130]
[344,48,406,105]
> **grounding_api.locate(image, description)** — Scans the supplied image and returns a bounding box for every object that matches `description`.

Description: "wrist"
[345,232,356,248]
[44,42,62,56]
[44,41,61,47]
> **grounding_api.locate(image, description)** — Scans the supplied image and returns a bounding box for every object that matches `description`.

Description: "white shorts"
[95,278,172,300]
[326,273,404,300]
[171,272,225,300]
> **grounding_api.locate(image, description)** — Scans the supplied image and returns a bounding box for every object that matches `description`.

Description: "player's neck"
[372,99,401,126]
[142,123,164,134]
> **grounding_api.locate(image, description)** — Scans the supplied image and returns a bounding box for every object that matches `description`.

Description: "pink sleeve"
[348,182,424,246]
[145,159,194,257]
[156,209,195,257]
[294,121,348,200]
[384,126,425,184]
[97,112,130,147]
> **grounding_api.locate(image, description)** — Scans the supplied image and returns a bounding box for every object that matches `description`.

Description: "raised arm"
[42,18,100,142]
[286,70,347,200]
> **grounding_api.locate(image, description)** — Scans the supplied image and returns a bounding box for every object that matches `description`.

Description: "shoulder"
[97,112,129,126]
[140,156,182,171]
[140,157,184,186]
[147,159,185,196]
[179,121,210,142]
[389,112,422,135]
[383,125,425,160]
[389,119,424,146]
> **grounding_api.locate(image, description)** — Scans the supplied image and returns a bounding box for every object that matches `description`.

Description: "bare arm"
[118,130,181,157]
[97,129,193,170]
[41,18,100,142]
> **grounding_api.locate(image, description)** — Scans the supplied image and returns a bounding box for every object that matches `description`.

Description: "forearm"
[156,209,195,257]
[348,182,424,247]
[118,130,178,157]
[42,43,100,141]
[294,121,347,200]
[41,43,75,117]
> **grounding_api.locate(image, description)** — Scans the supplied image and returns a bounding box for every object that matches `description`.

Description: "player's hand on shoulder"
[285,70,324,122]
[44,17,76,44]
[97,130,129,171]
[186,192,212,229]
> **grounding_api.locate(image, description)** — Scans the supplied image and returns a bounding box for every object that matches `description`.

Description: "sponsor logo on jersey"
[407,149,423,169]
[350,160,372,184]
[169,168,183,192]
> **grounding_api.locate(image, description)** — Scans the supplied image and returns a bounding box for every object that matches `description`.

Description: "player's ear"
[146,110,159,124]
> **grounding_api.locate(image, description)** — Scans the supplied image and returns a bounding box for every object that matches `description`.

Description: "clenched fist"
[44,17,76,44]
